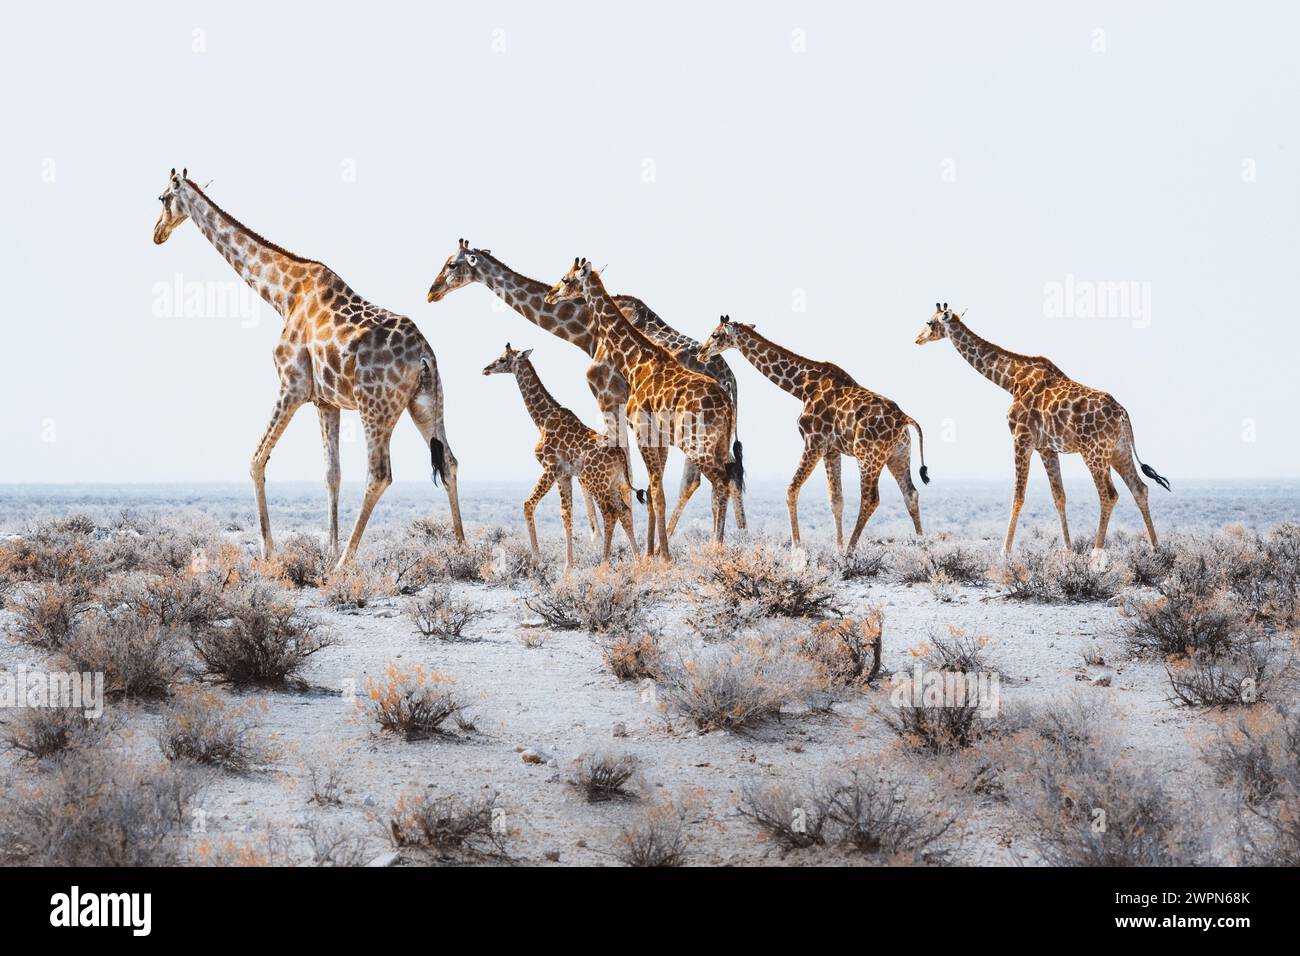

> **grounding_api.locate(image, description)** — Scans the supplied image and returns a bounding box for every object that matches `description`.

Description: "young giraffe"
[545,259,741,560]
[427,241,745,537]
[482,344,642,568]
[152,169,464,568]
[699,316,929,551]
[915,303,1169,556]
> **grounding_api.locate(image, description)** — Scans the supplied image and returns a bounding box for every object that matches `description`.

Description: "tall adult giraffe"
[699,316,929,550]
[426,241,745,536]
[546,259,740,560]
[152,168,464,567]
[915,303,1168,556]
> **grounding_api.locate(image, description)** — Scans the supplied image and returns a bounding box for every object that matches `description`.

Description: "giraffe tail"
[1125,415,1170,492]
[726,440,746,494]
[429,438,445,487]
[907,417,931,485]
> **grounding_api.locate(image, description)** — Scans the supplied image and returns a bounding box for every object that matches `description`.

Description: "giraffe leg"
[886,441,923,536]
[558,475,576,570]
[703,464,730,545]
[334,405,401,570]
[847,455,884,552]
[824,452,845,550]
[1085,451,1120,554]
[1114,450,1158,547]
[1003,436,1034,557]
[639,447,670,561]
[581,486,600,543]
[664,459,701,540]
[599,499,617,566]
[407,370,465,543]
[316,403,341,559]
[250,389,307,560]
[1040,448,1071,550]
[787,443,824,549]
[523,468,557,558]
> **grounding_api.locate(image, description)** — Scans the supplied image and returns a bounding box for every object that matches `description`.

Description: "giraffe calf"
[483,345,641,568]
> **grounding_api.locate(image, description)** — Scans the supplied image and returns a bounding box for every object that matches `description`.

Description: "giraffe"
[482,343,642,568]
[915,303,1169,557]
[152,168,464,569]
[699,316,929,551]
[426,241,745,536]
[545,259,741,560]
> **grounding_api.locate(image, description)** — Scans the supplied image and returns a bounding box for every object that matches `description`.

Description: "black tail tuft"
[919,464,931,485]
[635,488,647,505]
[429,437,445,487]
[1141,462,1171,492]
[727,440,746,493]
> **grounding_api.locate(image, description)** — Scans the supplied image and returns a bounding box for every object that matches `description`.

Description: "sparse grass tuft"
[405,586,484,641]
[524,566,654,634]
[156,689,269,771]
[367,661,472,740]
[570,751,641,802]
[388,790,508,860]
[614,799,689,867]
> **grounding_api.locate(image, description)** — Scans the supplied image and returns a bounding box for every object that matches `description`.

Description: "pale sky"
[2,0,1297,487]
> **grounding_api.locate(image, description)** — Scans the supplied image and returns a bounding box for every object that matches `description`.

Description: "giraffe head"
[543,257,595,305]
[152,168,189,245]
[698,315,748,362]
[482,342,533,377]
[427,238,492,303]
[915,302,956,345]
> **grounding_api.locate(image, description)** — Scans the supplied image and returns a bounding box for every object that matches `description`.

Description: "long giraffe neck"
[732,325,839,402]
[582,273,669,383]
[946,317,1032,393]
[474,254,597,355]
[511,358,565,429]
[176,179,321,316]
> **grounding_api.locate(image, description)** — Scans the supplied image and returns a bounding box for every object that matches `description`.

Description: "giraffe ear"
[481,249,490,255]
[519,348,533,360]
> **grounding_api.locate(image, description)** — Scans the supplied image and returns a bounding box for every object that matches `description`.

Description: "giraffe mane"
[952,317,1066,377]
[740,324,856,382]
[185,178,324,267]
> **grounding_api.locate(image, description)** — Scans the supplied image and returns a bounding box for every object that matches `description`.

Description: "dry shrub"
[0,752,207,866]
[405,586,484,641]
[111,512,224,577]
[515,628,550,649]
[367,661,472,740]
[0,516,104,586]
[1000,547,1126,603]
[614,799,689,867]
[1,707,106,761]
[829,544,889,581]
[570,751,641,802]
[190,580,335,686]
[305,818,373,867]
[373,519,493,591]
[480,537,555,588]
[320,566,387,609]
[304,755,346,807]
[103,571,226,628]
[1125,540,1177,587]
[62,612,187,699]
[1120,565,1251,660]
[893,540,988,586]
[658,630,826,731]
[1165,641,1289,708]
[524,566,654,634]
[270,534,330,589]
[797,610,884,687]
[388,790,508,860]
[1203,704,1300,864]
[156,689,269,771]
[689,545,840,638]
[1201,705,1300,807]
[882,700,999,754]
[9,579,93,649]
[740,771,957,862]
[600,632,662,681]
[924,627,993,674]
[1004,696,1209,866]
